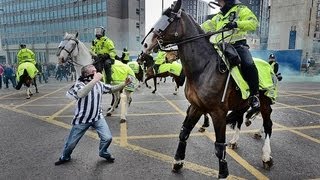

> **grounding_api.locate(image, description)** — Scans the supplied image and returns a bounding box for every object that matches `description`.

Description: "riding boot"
[104,60,112,84]
[243,64,260,114]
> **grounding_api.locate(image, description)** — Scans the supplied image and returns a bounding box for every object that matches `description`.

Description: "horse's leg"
[152,76,157,94]
[33,78,39,93]
[144,76,152,89]
[226,109,247,149]
[172,105,202,172]
[259,94,274,170]
[210,109,229,179]
[119,90,132,123]
[106,92,120,116]
[26,87,31,99]
[198,114,210,132]
[254,125,264,139]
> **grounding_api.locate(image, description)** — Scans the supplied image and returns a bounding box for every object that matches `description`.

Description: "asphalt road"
[0,76,319,180]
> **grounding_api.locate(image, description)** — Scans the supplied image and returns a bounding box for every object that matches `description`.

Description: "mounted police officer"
[121,48,130,64]
[201,0,260,113]
[90,26,116,84]
[17,44,36,65]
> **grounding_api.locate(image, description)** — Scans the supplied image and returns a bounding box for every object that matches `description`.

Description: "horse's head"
[136,51,153,66]
[57,32,80,64]
[142,0,186,54]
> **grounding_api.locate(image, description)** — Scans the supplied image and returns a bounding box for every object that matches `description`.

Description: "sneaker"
[102,155,115,163]
[54,158,71,166]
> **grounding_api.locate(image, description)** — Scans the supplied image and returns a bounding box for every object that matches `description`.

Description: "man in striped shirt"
[55,64,131,165]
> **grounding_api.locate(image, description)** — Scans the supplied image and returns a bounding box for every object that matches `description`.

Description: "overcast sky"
[145,0,217,35]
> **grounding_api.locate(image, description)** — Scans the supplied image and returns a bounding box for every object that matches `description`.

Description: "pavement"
[0,77,319,179]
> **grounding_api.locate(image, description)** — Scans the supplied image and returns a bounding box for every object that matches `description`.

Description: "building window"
[136,36,140,42]
[136,22,140,28]
[136,8,140,15]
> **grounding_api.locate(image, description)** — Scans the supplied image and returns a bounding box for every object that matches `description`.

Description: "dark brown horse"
[15,64,39,99]
[136,52,185,95]
[142,0,274,178]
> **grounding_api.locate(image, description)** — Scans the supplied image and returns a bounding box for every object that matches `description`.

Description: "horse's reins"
[157,28,234,50]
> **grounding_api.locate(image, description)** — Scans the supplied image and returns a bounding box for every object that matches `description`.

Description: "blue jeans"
[60,116,113,160]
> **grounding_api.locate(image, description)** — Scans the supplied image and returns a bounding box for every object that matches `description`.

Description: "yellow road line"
[120,122,128,147]
[0,103,243,179]
[47,101,75,121]
[273,122,320,144]
[14,85,70,108]
[157,93,269,180]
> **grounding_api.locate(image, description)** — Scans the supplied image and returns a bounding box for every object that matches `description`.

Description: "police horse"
[142,0,275,178]
[15,62,39,99]
[57,32,136,121]
[136,52,185,95]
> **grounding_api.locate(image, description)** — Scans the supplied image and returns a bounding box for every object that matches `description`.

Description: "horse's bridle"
[143,8,233,51]
[57,38,85,67]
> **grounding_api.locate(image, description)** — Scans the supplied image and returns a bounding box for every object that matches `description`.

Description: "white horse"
[57,32,92,79]
[56,32,136,123]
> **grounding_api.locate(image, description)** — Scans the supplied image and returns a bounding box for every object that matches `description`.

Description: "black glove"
[223,22,237,30]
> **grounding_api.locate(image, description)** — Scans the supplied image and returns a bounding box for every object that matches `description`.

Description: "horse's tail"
[176,71,186,87]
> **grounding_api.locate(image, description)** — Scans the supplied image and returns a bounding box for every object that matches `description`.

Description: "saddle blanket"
[231,57,278,102]
[16,62,39,82]
[158,61,182,76]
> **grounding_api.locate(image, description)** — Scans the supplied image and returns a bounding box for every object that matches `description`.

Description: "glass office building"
[0,0,145,64]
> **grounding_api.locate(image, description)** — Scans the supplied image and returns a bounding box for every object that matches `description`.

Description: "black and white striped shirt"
[66,81,112,125]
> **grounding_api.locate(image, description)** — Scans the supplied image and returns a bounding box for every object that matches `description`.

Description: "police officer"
[90,26,117,84]
[153,50,166,74]
[17,44,36,65]
[121,48,130,64]
[201,0,260,113]
[268,53,282,81]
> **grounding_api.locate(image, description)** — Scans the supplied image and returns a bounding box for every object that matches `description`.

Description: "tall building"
[181,0,209,24]
[267,0,318,60]
[0,0,145,64]
[312,0,320,60]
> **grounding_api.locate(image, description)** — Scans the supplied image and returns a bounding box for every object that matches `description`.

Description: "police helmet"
[269,53,275,59]
[20,44,26,48]
[94,26,105,38]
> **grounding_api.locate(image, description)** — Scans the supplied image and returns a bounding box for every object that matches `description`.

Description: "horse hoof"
[253,133,262,139]
[198,127,206,133]
[36,91,39,93]
[173,92,177,95]
[148,86,151,89]
[152,91,156,94]
[120,119,126,123]
[26,96,31,99]
[228,142,238,149]
[172,162,184,173]
[263,157,273,170]
[245,120,251,127]
[106,113,112,116]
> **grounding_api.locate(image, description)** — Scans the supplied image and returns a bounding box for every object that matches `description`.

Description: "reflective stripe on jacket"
[201,4,258,44]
